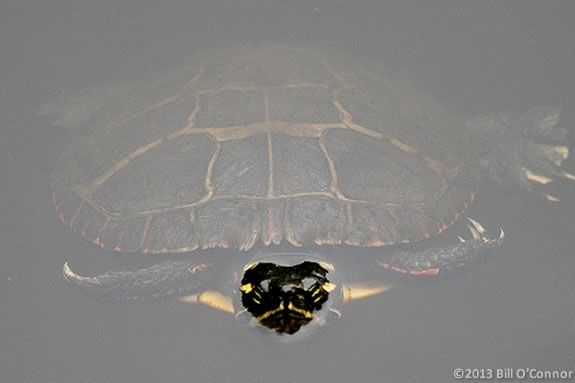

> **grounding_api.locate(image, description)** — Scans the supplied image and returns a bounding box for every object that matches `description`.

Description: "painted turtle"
[45,44,572,337]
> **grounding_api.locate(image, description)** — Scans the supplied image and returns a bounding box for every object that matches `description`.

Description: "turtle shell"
[51,45,475,254]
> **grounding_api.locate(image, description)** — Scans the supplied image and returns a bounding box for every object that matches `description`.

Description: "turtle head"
[177,252,390,339]
[237,255,343,337]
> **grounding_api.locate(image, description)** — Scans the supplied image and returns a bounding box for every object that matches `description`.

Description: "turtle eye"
[302,277,317,290]
[259,280,270,291]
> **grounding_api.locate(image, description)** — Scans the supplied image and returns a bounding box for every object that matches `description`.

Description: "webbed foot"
[470,107,573,201]
[377,218,504,276]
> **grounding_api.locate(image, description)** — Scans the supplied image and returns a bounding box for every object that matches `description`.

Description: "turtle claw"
[457,225,502,243]
[62,261,75,280]
[63,262,99,285]
[523,168,553,185]
[524,154,575,184]
[544,193,561,202]
[560,170,575,181]
[466,217,486,239]
[466,224,481,240]
[463,217,503,245]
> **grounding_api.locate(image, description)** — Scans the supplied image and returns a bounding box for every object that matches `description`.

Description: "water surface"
[3,2,574,382]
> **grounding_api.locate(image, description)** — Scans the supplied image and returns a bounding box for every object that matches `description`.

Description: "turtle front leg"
[63,260,214,302]
[469,107,574,201]
[378,218,504,276]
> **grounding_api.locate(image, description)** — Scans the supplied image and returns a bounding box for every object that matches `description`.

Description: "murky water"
[3,2,574,382]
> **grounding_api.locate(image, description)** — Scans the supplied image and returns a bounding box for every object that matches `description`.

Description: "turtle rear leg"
[377,218,504,276]
[469,107,574,201]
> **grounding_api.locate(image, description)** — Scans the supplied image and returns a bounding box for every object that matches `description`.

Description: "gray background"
[2,1,574,382]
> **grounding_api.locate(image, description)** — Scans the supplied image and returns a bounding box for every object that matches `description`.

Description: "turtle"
[44,44,573,337]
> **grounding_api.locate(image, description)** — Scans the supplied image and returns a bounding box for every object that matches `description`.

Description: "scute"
[143,209,198,253]
[196,199,260,250]
[272,135,332,195]
[71,201,107,241]
[324,128,444,203]
[98,216,148,252]
[212,135,268,197]
[195,90,265,128]
[92,134,216,213]
[268,87,340,123]
[285,197,347,246]
[52,44,473,254]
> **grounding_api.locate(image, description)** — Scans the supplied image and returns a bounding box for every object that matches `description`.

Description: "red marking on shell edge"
[114,245,123,252]
[377,261,390,269]
[370,239,386,247]
[58,211,66,223]
[390,266,408,274]
[409,268,440,276]
[436,222,447,235]
[99,242,106,249]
